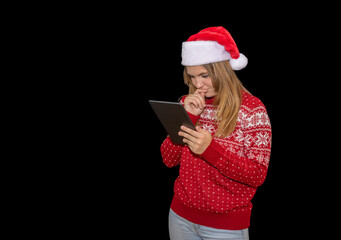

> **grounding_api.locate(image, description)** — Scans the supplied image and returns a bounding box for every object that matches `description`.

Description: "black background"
[7,4,339,239]
[63,8,337,239]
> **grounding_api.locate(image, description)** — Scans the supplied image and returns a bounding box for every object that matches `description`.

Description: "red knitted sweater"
[160,91,271,230]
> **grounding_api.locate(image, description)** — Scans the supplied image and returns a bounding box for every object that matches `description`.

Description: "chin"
[205,92,217,98]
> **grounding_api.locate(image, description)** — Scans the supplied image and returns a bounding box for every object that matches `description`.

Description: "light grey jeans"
[169,209,249,240]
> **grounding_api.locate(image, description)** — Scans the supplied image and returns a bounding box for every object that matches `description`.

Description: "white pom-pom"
[229,53,248,71]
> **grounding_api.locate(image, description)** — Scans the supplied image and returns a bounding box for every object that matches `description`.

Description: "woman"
[160,26,272,240]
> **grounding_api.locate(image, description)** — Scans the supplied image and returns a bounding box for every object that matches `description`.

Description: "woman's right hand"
[183,89,207,116]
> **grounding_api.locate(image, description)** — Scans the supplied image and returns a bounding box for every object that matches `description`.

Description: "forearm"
[201,140,269,188]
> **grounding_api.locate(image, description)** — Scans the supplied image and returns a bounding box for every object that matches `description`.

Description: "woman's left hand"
[178,125,212,155]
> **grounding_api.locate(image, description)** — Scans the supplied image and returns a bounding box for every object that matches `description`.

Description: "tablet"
[149,100,196,144]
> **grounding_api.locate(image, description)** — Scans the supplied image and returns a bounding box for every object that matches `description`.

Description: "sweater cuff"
[200,140,225,166]
[187,111,200,125]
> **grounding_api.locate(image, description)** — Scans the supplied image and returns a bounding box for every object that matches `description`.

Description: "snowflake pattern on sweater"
[160,91,271,230]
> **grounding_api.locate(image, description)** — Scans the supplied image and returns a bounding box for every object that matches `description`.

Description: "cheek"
[192,79,197,87]
[207,79,218,94]
[206,78,214,88]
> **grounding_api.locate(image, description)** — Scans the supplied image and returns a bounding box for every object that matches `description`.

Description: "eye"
[202,74,209,78]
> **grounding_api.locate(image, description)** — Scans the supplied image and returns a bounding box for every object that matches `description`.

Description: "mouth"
[204,90,217,98]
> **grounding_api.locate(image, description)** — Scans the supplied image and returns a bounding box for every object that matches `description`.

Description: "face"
[186,66,217,98]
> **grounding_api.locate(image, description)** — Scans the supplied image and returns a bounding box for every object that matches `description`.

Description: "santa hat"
[181,26,248,70]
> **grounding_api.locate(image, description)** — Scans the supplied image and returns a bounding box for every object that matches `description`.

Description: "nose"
[194,78,204,88]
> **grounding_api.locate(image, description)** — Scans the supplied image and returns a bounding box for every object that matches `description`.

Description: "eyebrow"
[187,71,208,77]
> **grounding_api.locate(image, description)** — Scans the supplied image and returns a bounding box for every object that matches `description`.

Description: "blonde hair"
[183,60,250,138]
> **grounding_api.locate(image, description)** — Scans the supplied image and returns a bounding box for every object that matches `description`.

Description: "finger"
[194,91,206,108]
[178,130,197,144]
[195,88,208,94]
[196,126,206,132]
[185,95,201,109]
[180,125,201,138]
[189,94,204,109]
[186,99,203,111]
[195,89,208,97]
[182,137,196,152]
[192,95,204,109]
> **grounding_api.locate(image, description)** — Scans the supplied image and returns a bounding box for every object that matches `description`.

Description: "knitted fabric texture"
[160,91,271,230]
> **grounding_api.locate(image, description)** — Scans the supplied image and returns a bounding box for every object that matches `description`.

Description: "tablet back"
[149,100,196,144]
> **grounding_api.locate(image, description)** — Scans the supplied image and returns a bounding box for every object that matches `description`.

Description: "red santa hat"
[181,26,248,70]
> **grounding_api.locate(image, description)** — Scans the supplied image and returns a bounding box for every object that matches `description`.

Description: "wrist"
[187,111,200,124]
[200,140,222,165]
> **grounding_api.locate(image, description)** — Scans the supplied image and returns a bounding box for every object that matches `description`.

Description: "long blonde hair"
[183,60,250,138]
